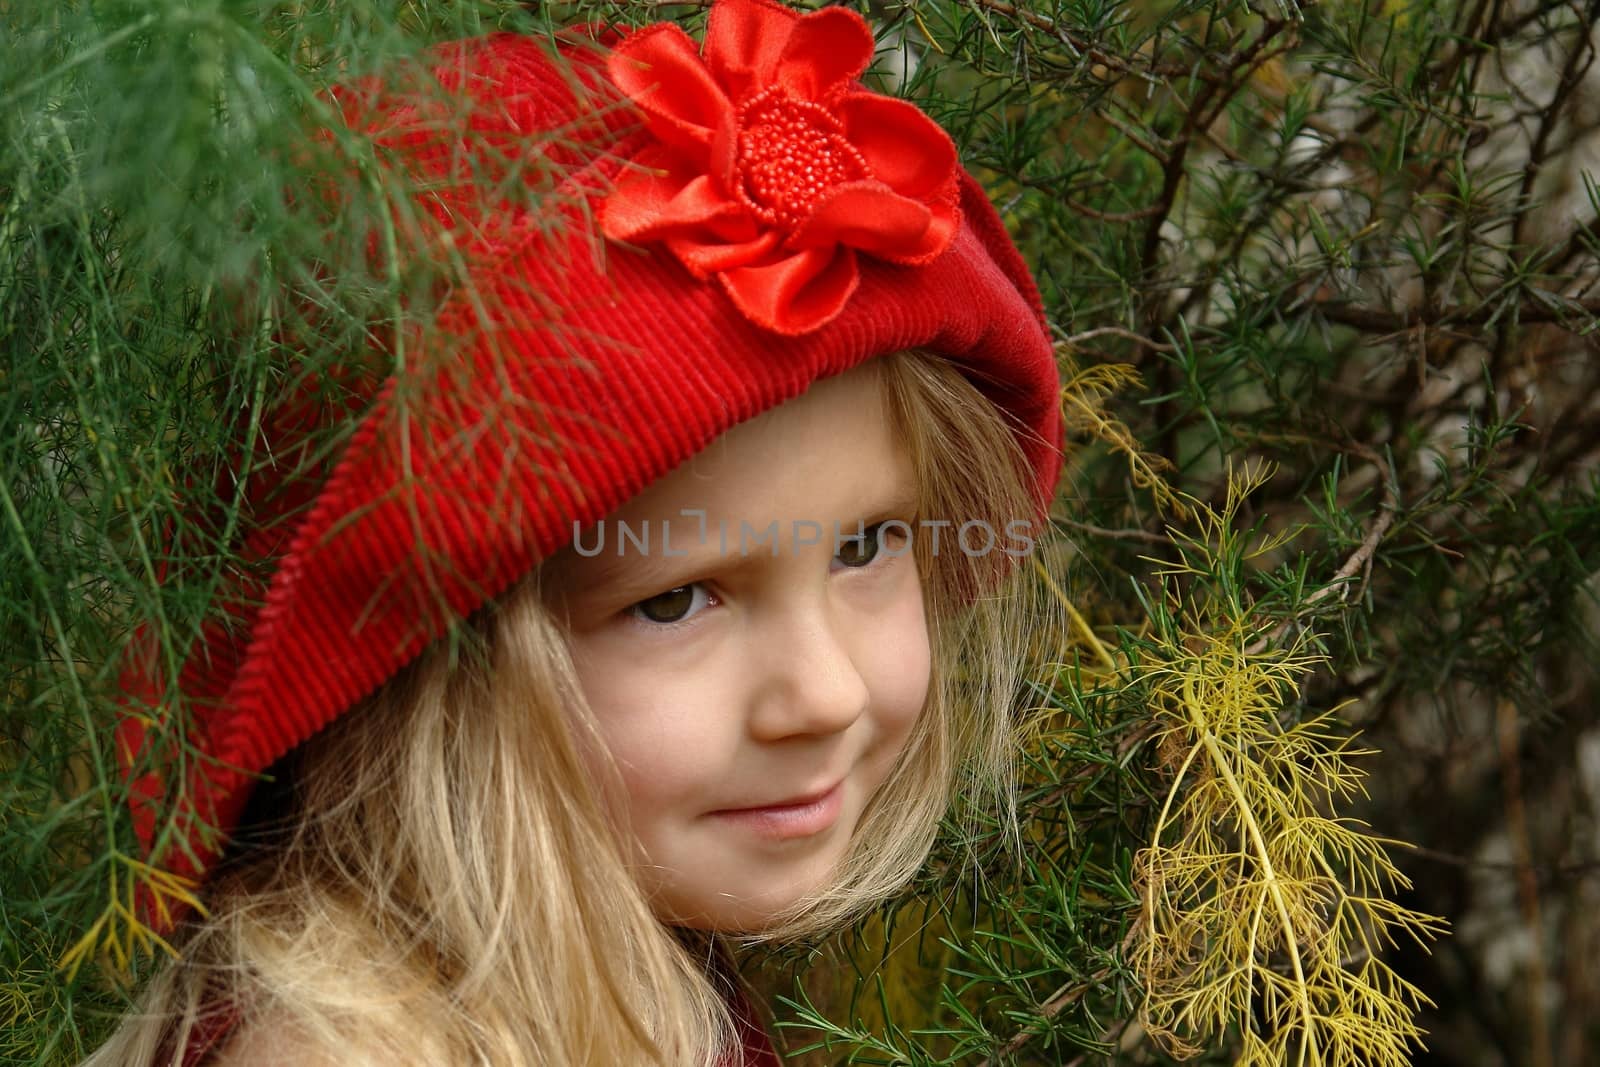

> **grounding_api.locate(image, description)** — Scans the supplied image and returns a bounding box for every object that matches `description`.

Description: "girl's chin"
[659,899,804,933]
[646,835,852,931]
[654,881,825,933]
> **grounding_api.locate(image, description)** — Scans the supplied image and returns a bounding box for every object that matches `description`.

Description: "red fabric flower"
[601,0,961,335]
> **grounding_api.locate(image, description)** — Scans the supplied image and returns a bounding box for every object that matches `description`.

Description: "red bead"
[735,88,870,228]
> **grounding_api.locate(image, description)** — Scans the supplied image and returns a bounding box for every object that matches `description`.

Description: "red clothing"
[725,983,784,1067]
[176,1001,239,1067]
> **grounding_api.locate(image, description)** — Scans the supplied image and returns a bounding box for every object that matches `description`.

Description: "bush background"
[4,1,1598,1064]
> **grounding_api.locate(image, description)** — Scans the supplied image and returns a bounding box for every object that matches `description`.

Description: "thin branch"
[1063,197,1166,223]
[963,0,1195,81]
[978,976,1097,1063]
[1137,17,1294,283]
[1055,515,1174,545]
[1303,451,1397,612]
[1098,106,1171,165]
[1510,2,1599,251]
[973,927,1140,1067]
[1063,327,1177,352]
[1245,441,1398,656]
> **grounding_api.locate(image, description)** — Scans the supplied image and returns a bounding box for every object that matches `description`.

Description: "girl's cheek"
[569,643,742,799]
[869,568,934,754]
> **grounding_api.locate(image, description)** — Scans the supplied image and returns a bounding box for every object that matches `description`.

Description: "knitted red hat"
[117,0,1063,928]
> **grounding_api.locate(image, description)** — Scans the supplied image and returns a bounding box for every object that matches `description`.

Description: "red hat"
[117,0,1063,928]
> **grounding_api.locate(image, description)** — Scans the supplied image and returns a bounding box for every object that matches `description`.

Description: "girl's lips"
[709,782,845,840]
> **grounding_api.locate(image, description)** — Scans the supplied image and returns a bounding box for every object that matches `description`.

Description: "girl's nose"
[746,602,872,743]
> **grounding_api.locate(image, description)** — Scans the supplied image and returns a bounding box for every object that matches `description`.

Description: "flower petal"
[705,0,797,102]
[668,229,782,277]
[600,0,964,334]
[720,246,859,335]
[785,181,935,259]
[837,93,960,200]
[776,7,876,103]
[603,163,753,246]
[892,195,960,265]
[609,23,732,157]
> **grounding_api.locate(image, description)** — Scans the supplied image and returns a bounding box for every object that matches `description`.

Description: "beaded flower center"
[736,89,870,228]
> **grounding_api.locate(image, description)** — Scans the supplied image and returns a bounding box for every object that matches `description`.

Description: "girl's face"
[543,363,930,931]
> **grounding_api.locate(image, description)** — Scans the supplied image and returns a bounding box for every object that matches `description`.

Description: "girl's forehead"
[542,364,916,590]
[622,365,904,507]
[688,362,891,464]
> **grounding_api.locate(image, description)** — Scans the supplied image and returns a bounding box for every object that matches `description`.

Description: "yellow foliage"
[1057,359,1188,519]
[1132,468,1446,1066]
[55,854,206,983]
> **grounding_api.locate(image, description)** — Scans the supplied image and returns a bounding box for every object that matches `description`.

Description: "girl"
[89,1,1063,1063]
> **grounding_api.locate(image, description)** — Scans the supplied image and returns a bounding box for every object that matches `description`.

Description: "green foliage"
[6,0,1599,1064]
[3,1,557,1059]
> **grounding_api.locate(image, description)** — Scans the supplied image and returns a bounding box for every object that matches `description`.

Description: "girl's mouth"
[708,781,845,840]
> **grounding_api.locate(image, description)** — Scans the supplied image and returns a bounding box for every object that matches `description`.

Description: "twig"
[1063,327,1176,353]
[980,977,1098,1062]
[1510,1,1597,252]
[1138,17,1294,280]
[1552,212,1600,274]
[1035,722,1159,811]
[973,927,1139,1066]
[1300,451,1395,613]
[1011,173,1168,224]
[1055,516,1173,545]
[1244,441,1396,655]
[1062,197,1166,223]
[1060,1017,1133,1067]
[1098,107,1171,165]
[963,0,1187,81]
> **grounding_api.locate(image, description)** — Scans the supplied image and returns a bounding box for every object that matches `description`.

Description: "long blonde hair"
[83,349,1055,1066]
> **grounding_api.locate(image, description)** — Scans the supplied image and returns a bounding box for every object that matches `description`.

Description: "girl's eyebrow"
[576,488,920,598]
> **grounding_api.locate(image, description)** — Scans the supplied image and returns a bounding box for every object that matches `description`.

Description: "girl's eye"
[836,521,901,569]
[628,584,712,627]
[622,522,906,631]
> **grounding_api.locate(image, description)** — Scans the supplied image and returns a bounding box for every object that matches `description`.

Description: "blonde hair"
[83,349,1055,1067]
